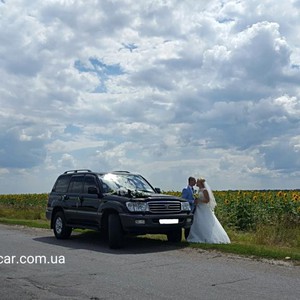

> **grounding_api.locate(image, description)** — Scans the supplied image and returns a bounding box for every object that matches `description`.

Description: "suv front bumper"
[119,212,193,234]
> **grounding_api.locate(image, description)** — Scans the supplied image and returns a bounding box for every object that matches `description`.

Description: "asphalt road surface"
[0,224,299,300]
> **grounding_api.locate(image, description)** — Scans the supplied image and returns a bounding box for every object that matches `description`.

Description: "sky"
[1,0,300,194]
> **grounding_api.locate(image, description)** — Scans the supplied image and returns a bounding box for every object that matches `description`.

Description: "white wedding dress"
[187,187,230,244]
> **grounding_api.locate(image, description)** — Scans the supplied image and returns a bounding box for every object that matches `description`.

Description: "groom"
[181,176,196,239]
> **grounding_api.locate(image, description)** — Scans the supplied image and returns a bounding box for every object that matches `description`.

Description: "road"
[0,224,299,300]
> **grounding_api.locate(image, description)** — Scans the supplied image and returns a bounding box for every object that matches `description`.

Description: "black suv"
[46,170,193,248]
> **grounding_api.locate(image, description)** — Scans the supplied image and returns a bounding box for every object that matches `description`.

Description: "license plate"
[159,219,179,224]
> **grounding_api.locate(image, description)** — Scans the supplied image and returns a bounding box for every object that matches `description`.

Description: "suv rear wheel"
[167,228,182,243]
[108,214,124,249]
[53,211,72,239]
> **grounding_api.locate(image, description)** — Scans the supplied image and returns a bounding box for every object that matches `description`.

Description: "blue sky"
[1,0,300,193]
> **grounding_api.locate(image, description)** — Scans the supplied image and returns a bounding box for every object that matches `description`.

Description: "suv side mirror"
[154,188,161,194]
[88,186,99,195]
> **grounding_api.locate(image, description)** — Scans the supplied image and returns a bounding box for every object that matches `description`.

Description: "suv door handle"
[62,195,69,201]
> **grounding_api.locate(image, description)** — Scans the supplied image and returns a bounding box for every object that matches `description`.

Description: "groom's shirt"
[181,185,195,211]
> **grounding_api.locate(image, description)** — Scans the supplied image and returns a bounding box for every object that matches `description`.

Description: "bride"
[187,178,230,244]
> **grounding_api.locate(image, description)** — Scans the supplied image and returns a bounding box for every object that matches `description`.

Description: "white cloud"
[0,0,300,193]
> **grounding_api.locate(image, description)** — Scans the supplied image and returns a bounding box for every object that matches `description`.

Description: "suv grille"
[148,201,181,214]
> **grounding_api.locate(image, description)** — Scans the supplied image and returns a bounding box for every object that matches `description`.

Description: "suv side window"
[53,175,71,193]
[83,175,99,194]
[67,175,84,194]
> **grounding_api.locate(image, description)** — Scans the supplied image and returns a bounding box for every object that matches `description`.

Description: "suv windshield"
[98,173,155,195]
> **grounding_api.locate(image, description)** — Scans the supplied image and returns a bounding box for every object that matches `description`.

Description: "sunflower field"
[0,193,48,208]
[165,190,300,231]
[0,193,48,220]
[0,190,299,231]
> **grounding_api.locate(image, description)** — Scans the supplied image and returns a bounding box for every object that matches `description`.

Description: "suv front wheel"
[167,228,182,243]
[53,211,72,239]
[108,214,124,249]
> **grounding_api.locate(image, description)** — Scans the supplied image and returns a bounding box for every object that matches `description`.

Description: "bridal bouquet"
[193,190,199,200]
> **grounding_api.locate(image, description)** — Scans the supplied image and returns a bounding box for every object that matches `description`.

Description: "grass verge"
[187,242,300,262]
[0,218,49,229]
[139,233,300,263]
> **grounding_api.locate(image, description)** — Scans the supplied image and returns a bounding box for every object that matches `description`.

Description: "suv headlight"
[181,202,191,211]
[126,202,149,212]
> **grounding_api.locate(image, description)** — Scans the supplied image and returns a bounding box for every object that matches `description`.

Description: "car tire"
[108,214,124,249]
[167,228,182,243]
[53,211,72,239]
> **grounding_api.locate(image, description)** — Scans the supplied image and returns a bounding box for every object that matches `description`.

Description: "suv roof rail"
[113,170,131,173]
[63,169,92,174]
